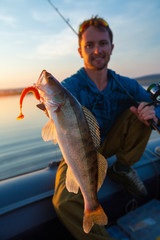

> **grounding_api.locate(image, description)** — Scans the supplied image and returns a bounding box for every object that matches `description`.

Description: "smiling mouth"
[95,57,103,61]
[91,53,105,61]
[92,57,105,64]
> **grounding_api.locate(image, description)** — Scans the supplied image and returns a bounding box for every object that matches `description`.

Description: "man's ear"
[111,44,114,55]
[78,47,83,58]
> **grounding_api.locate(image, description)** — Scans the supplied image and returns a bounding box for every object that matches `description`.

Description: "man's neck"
[84,67,108,91]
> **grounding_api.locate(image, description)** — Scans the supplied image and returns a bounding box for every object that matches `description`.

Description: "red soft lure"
[17,86,40,120]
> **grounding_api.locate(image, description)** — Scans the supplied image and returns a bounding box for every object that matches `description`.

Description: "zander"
[17,70,108,233]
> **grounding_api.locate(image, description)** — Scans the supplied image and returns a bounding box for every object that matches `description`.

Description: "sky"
[0,0,160,89]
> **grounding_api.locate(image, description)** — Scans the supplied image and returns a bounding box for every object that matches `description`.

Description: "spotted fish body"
[19,70,108,233]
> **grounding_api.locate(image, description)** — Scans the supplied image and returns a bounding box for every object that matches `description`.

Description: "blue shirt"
[62,67,160,142]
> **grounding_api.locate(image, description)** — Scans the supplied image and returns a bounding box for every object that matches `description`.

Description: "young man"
[52,16,160,239]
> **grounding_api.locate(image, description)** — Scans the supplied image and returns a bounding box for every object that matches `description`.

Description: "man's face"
[78,26,114,71]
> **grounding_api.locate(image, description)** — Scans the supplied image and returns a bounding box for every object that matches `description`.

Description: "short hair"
[78,16,113,47]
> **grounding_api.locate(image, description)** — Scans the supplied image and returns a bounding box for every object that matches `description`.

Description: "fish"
[17,70,108,233]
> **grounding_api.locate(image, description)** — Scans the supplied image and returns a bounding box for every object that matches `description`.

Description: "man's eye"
[100,41,108,46]
[86,42,94,48]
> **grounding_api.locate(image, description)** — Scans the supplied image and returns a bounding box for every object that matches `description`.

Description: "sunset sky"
[0,0,160,89]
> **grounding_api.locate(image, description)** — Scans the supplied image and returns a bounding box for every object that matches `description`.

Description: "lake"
[0,94,159,181]
[0,95,62,181]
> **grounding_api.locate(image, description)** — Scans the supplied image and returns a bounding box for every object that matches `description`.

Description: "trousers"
[52,109,152,240]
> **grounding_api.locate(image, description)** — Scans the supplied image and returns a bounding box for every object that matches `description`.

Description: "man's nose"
[94,45,101,54]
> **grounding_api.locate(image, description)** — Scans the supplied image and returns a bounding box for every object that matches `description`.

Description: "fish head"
[36,70,66,112]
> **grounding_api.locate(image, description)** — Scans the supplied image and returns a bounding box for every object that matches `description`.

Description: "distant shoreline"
[0,73,160,97]
[0,88,23,97]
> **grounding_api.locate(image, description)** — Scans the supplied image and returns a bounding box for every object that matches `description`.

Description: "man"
[51,16,160,239]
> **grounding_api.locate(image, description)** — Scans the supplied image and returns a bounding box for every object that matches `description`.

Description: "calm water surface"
[0,94,159,181]
[0,95,62,181]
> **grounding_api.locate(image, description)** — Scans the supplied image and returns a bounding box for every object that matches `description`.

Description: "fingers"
[130,106,138,115]
[130,102,158,126]
[137,102,155,121]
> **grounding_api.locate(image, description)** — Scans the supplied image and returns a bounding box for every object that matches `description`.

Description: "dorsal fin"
[82,106,100,149]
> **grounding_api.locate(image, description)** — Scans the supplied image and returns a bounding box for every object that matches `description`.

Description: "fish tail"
[83,204,108,234]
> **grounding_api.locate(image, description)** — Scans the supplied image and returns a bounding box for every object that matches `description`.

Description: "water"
[0,95,159,181]
[0,95,62,181]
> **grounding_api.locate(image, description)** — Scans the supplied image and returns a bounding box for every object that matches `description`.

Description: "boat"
[0,137,160,240]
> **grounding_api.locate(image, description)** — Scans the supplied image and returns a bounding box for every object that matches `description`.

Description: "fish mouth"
[37,70,47,86]
[36,70,67,110]
[37,70,58,87]
[36,70,52,93]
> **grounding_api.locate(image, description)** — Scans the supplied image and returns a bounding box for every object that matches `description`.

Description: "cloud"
[36,29,78,59]
[17,28,78,61]
[31,10,56,22]
[0,14,17,27]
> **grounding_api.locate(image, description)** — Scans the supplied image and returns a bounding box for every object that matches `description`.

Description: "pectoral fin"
[66,167,79,194]
[42,119,58,144]
[97,153,108,191]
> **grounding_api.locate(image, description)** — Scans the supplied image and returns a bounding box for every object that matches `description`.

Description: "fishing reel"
[147,82,160,133]
[147,83,160,104]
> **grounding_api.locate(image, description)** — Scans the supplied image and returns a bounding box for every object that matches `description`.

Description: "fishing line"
[47,0,78,35]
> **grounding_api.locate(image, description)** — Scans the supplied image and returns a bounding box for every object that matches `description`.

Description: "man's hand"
[130,102,158,126]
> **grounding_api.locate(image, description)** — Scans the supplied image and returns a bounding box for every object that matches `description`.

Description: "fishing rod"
[113,75,160,134]
[47,0,160,134]
[47,0,78,36]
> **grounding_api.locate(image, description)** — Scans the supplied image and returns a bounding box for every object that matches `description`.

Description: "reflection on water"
[0,95,159,181]
[0,95,62,181]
